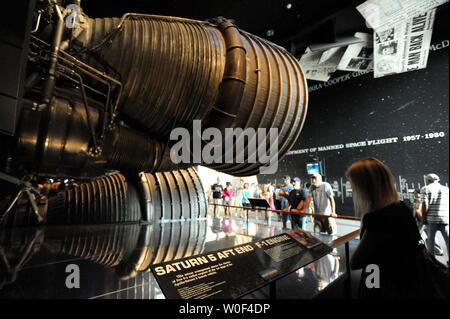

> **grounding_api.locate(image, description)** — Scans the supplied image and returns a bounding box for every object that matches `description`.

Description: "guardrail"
[330,229,360,298]
[330,229,360,248]
[208,202,362,221]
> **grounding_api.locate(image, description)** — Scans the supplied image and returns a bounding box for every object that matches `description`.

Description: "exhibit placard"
[150,229,332,299]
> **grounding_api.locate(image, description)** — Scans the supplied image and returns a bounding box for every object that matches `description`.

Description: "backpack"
[415,241,449,298]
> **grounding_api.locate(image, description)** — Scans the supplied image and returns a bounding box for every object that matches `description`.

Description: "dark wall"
[259,38,449,216]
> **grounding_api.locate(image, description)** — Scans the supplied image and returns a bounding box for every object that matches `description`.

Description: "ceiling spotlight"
[266,29,274,36]
[286,3,292,9]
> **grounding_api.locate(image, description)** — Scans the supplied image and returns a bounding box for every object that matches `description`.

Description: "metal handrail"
[208,202,361,221]
[330,229,360,248]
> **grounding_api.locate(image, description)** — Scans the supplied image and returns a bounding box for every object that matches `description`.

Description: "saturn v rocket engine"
[0,1,308,226]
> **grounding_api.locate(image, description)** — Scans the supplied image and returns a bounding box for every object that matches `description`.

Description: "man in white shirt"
[420,173,449,259]
[310,173,337,235]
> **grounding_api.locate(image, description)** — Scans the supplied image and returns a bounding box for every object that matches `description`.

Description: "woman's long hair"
[346,158,399,217]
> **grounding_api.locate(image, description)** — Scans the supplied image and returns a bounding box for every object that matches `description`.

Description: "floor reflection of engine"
[0,221,208,295]
[46,224,142,268]
[116,221,208,280]
[106,220,208,298]
[0,228,45,291]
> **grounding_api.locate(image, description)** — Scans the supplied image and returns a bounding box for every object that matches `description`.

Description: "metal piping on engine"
[205,17,247,132]
[40,5,65,107]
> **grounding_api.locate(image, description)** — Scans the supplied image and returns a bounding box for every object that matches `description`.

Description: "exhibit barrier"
[260,229,361,299]
[0,208,360,298]
[209,192,373,296]
[208,202,361,298]
[208,202,362,222]
[329,229,360,298]
[206,202,361,298]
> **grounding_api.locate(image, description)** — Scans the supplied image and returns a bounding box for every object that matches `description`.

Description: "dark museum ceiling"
[81,0,374,57]
[81,0,449,58]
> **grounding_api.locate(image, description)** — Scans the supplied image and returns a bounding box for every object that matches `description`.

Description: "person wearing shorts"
[310,173,337,235]
[242,183,251,208]
[223,182,234,217]
[279,176,294,229]
[211,177,224,205]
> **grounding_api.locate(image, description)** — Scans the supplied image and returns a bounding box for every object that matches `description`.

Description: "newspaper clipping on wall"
[357,0,447,29]
[337,33,374,72]
[373,9,436,78]
[319,47,341,64]
[299,47,345,82]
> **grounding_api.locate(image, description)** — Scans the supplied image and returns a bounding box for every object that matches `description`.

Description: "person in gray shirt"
[420,173,449,259]
[311,173,338,234]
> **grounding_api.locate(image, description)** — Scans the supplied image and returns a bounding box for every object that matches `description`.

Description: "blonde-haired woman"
[347,158,422,298]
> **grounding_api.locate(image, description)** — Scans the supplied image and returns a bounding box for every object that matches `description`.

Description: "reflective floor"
[0,209,360,299]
